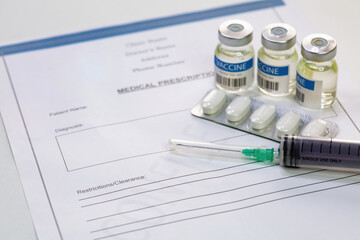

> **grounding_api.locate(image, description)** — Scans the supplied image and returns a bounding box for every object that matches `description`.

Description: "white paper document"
[1,1,360,239]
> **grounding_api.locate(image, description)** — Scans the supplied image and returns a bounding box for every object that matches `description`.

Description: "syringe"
[169,135,360,172]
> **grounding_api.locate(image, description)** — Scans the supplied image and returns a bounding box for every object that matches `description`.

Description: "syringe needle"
[169,139,275,162]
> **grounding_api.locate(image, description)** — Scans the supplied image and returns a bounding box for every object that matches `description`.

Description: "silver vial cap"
[301,33,337,62]
[261,23,296,50]
[218,19,253,47]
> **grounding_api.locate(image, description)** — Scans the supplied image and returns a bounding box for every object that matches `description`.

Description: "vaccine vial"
[296,34,338,109]
[257,23,298,96]
[214,19,254,93]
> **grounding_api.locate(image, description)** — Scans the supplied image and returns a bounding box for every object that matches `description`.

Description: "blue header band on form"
[0,0,284,56]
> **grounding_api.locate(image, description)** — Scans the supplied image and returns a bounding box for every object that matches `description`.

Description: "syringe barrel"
[279,135,360,172]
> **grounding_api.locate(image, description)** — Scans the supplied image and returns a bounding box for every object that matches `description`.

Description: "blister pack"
[191,89,339,142]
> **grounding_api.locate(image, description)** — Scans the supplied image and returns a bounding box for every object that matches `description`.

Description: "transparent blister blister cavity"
[191,89,339,142]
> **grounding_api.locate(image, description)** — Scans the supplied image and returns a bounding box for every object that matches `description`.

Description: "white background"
[0,0,359,239]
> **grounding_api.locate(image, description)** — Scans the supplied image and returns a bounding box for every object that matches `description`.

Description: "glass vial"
[257,23,298,96]
[214,19,254,93]
[296,34,338,109]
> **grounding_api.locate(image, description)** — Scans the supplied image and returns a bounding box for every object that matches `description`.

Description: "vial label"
[296,73,322,109]
[214,56,254,89]
[257,59,289,93]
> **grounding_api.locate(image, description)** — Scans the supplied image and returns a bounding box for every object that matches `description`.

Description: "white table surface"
[1,0,359,239]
